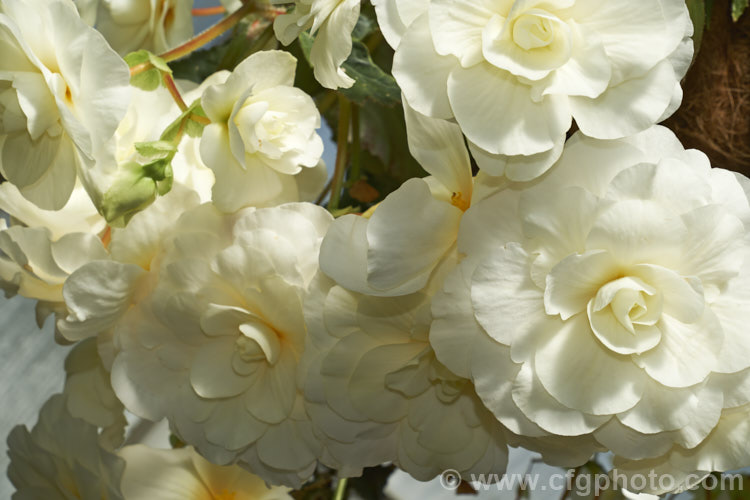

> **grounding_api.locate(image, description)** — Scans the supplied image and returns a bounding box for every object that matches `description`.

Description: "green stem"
[333,477,348,500]
[347,104,361,186]
[162,73,210,126]
[315,177,333,206]
[317,91,338,115]
[328,96,351,211]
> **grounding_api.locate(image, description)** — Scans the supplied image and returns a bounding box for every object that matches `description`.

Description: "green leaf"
[298,11,401,107]
[124,50,172,91]
[732,0,748,20]
[123,50,150,67]
[184,105,208,138]
[128,68,162,92]
[134,140,178,160]
[161,99,207,142]
[351,12,377,40]
[124,50,172,74]
[338,40,401,106]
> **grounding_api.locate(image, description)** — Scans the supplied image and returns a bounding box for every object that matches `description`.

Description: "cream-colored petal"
[393,13,455,120]
[535,313,645,415]
[366,178,462,293]
[448,62,570,156]
[403,100,472,197]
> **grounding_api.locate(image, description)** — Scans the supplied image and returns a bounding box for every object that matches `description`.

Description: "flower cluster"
[2,0,749,498]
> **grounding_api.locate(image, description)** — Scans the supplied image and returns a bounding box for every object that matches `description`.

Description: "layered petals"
[429,127,750,469]
[200,51,324,212]
[378,0,693,181]
[110,203,333,487]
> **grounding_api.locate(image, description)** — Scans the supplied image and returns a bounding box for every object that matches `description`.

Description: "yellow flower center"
[451,192,470,212]
[213,489,237,500]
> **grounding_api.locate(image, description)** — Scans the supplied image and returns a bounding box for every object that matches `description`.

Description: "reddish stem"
[163,73,188,112]
[192,6,226,16]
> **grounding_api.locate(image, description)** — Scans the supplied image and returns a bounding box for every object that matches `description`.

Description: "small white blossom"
[273,0,361,89]
[200,51,325,212]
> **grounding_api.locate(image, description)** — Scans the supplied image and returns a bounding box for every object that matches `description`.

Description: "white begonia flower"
[63,336,127,450]
[303,262,510,481]
[430,125,750,464]
[0,151,107,326]
[119,445,294,500]
[200,51,325,213]
[184,69,326,205]
[110,202,333,487]
[7,394,126,500]
[373,0,693,180]
[273,0,360,89]
[95,0,194,56]
[0,0,130,211]
[319,101,510,297]
[0,180,106,336]
[0,216,109,335]
[613,404,750,495]
[57,183,202,342]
